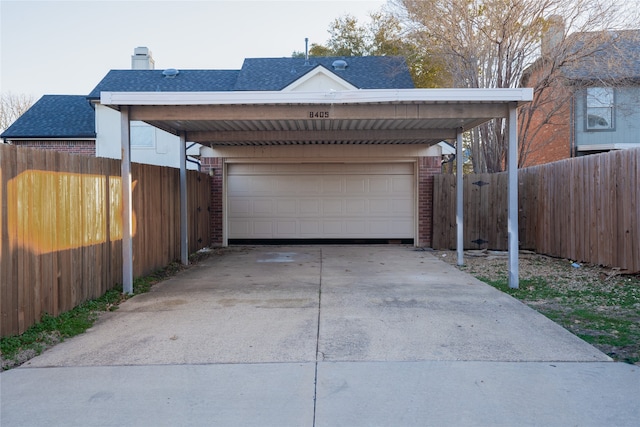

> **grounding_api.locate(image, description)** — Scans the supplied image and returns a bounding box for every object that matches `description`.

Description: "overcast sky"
[1,0,385,99]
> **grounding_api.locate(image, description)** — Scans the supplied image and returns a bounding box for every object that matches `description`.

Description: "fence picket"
[432,148,640,273]
[1,145,211,337]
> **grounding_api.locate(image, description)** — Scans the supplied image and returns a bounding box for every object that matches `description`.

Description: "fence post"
[180,132,189,266]
[456,130,464,266]
[508,104,519,289]
[121,106,134,294]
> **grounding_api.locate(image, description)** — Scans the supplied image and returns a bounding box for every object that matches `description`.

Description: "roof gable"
[1,95,96,139]
[282,65,358,91]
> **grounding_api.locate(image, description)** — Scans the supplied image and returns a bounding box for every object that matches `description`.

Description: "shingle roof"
[88,69,240,98]
[9,56,415,139]
[561,29,640,82]
[233,56,415,90]
[1,95,96,139]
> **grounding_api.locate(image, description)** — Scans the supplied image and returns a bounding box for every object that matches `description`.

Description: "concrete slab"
[3,361,638,427]
[3,245,630,427]
[318,246,609,362]
[315,361,640,427]
[1,363,316,427]
[24,247,323,367]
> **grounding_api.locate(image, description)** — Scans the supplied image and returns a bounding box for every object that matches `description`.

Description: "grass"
[477,272,640,365]
[1,253,212,370]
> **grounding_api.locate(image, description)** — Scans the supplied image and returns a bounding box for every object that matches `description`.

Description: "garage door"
[227,163,414,240]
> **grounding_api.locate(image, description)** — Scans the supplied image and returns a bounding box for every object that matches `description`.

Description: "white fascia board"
[100,88,533,106]
[577,143,640,151]
[4,137,96,141]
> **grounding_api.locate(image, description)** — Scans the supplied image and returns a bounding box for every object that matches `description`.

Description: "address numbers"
[309,111,330,118]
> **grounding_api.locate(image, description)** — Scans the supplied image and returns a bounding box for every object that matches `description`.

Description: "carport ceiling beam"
[186,129,457,143]
[128,104,510,122]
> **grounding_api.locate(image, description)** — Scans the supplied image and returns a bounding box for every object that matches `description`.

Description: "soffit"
[101,89,533,146]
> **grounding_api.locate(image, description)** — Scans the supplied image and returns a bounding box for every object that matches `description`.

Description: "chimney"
[541,16,564,58]
[131,46,155,70]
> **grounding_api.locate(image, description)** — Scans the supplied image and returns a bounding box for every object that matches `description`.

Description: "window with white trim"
[586,87,614,130]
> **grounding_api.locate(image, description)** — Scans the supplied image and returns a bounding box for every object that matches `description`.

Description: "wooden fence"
[433,148,639,273]
[1,144,211,337]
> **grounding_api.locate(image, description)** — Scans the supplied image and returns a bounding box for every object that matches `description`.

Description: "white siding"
[94,104,200,169]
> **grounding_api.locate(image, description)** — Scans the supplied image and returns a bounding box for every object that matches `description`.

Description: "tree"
[0,92,35,135]
[393,0,638,172]
[295,12,449,88]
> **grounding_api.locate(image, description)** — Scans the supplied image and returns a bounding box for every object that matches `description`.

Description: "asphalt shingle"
[1,95,95,139]
[8,56,415,139]
[87,69,241,98]
[561,29,640,82]
[233,56,415,90]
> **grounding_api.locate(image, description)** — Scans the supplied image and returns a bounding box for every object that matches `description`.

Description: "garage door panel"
[276,221,297,235]
[392,176,413,192]
[321,178,344,194]
[346,177,366,193]
[227,163,414,239]
[276,199,297,214]
[229,220,251,235]
[346,199,366,214]
[322,199,344,214]
[278,179,299,193]
[300,200,320,214]
[369,177,390,193]
[300,220,320,235]
[229,199,251,215]
[345,220,367,235]
[253,221,273,236]
[253,200,273,214]
[322,221,343,234]
[369,199,390,214]
[392,199,413,214]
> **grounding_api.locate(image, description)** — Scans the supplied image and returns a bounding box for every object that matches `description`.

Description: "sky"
[1,0,386,99]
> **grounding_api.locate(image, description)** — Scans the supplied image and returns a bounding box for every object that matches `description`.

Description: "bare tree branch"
[393,0,638,171]
[1,92,35,135]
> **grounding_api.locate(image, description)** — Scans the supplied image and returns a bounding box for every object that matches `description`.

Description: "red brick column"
[418,156,442,247]
[200,157,224,246]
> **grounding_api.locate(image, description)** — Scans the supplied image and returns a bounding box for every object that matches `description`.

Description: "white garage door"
[227,163,414,239]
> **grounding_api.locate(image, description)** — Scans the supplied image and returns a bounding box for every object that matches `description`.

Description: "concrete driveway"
[2,246,639,426]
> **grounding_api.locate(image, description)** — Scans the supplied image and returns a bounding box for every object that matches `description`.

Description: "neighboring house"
[1,95,96,156]
[3,48,450,247]
[520,27,640,166]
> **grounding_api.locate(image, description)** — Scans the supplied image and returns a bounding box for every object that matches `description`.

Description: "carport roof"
[100,88,533,147]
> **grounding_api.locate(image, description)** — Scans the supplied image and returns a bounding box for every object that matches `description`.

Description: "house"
[520,26,640,166]
[2,48,452,246]
[0,95,97,156]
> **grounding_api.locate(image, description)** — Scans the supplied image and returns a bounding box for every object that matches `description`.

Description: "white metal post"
[180,132,189,266]
[121,106,134,294]
[508,104,519,289]
[456,130,464,266]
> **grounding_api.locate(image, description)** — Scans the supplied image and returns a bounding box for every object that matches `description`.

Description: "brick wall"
[418,156,442,247]
[200,157,224,245]
[520,68,573,167]
[10,140,96,156]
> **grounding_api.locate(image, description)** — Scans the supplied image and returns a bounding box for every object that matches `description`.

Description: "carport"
[100,88,533,293]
